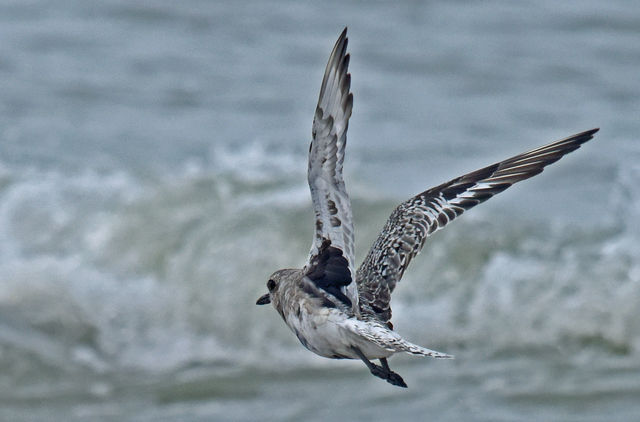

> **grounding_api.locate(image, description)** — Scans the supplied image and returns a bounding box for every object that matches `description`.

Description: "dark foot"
[370,364,407,388]
[351,347,408,388]
[386,370,407,388]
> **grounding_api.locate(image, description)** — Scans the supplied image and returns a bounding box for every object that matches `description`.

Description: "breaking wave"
[1,144,638,395]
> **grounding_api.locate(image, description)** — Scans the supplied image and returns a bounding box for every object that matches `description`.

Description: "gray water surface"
[1,1,639,421]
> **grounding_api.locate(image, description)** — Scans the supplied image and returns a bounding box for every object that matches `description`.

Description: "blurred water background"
[0,0,639,421]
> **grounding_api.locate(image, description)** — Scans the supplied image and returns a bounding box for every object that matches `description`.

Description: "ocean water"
[0,0,639,420]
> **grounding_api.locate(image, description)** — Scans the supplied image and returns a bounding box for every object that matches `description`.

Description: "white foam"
[0,148,639,375]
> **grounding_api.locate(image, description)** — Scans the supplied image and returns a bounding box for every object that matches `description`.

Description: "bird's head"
[256,268,301,311]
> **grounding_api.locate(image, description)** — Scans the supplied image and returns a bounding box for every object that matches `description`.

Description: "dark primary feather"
[356,128,599,322]
[306,28,358,308]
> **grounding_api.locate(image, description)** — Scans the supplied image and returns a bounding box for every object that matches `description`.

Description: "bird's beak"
[256,293,271,305]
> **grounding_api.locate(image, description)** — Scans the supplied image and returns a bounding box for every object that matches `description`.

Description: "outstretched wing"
[304,28,357,309]
[356,128,599,321]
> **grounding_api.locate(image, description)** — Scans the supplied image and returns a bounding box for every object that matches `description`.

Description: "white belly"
[284,302,393,360]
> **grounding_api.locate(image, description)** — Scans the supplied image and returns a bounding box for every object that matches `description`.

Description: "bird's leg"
[351,347,407,388]
[379,358,407,388]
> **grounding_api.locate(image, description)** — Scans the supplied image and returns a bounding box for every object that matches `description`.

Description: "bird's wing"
[304,28,357,309]
[356,128,599,322]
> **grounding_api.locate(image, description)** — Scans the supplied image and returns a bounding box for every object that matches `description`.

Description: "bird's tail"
[396,338,454,359]
[346,318,454,359]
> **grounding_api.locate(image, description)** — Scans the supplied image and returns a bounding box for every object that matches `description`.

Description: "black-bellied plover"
[256,28,598,388]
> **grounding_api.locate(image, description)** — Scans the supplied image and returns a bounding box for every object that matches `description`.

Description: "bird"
[255,27,598,388]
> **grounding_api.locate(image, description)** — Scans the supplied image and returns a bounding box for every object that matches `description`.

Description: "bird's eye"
[267,279,276,291]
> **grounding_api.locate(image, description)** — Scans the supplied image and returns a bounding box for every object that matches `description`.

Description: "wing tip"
[566,127,600,145]
[578,127,600,138]
[317,28,351,104]
[333,27,349,59]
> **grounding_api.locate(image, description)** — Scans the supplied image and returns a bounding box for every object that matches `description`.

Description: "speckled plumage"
[256,28,598,388]
[356,127,598,322]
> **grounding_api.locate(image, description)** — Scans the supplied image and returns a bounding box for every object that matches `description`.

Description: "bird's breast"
[283,299,355,359]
